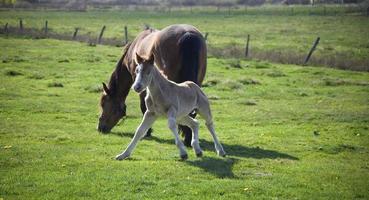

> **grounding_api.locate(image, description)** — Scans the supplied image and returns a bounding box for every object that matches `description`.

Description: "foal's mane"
[157,67,168,79]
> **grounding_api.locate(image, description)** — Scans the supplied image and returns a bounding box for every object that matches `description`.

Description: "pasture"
[1,8,369,199]
[1,8,369,69]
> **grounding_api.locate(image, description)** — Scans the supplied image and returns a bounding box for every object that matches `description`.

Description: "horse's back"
[155,25,207,84]
[130,24,206,85]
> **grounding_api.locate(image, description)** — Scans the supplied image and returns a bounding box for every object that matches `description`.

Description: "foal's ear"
[102,82,111,96]
[148,54,154,64]
[135,53,144,64]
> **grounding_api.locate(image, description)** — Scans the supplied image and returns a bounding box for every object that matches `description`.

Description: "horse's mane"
[121,42,132,63]
[107,42,132,96]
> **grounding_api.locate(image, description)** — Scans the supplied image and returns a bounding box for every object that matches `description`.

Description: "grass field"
[1,8,369,69]
[0,35,368,199]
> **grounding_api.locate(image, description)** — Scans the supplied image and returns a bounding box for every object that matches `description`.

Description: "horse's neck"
[109,61,132,102]
[147,67,169,99]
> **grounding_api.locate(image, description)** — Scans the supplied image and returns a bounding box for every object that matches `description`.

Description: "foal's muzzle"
[133,84,143,93]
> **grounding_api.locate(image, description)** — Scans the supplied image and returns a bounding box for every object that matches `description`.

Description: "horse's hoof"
[196,151,203,157]
[180,154,188,160]
[183,140,191,147]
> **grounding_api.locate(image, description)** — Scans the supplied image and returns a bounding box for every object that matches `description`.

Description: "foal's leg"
[167,108,188,160]
[116,111,157,160]
[178,116,203,157]
[198,104,226,157]
[139,90,153,137]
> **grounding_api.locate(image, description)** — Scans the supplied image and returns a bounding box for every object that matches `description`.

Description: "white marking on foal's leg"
[168,116,188,160]
[116,111,156,160]
[205,121,226,157]
[179,116,202,157]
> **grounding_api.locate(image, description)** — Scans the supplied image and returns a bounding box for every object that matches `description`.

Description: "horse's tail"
[178,32,202,84]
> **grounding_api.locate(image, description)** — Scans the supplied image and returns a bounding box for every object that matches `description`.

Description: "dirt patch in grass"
[84,84,103,93]
[48,82,64,88]
[239,78,261,85]
[220,80,243,90]
[202,78,221,87]
[240,99,257,106]
[5,70,23,76]
[266,70,286,77]
[28,73,45,80]
[323,78,369,86]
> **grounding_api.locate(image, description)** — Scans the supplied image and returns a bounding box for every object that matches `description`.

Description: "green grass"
[1,8,368,64]
[1,36,368,199]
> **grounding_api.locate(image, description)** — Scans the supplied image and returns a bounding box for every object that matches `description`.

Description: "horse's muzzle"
[97,124,111,133]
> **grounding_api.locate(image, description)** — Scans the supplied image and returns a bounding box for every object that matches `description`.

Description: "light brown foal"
[115,53,226,160]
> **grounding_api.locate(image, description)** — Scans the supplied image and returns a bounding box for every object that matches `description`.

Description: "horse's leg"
[167,108,188,160]
[179,111,196,147]
[139,90,153,137]
[178,125,192,147]
[198,103,226,157]
[178,116,202,157]
[116,111,157,160]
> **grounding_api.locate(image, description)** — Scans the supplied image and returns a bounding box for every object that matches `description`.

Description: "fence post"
[97,25,106,44]
[245,34,250,58]
[367,6,369,16]
[4,23,8,35]
[124,26,128,45]
[304,37,320,65]
[204,32,208,41]
[73,28,79,40]
[19,19,23,33]
[44,20,48,35]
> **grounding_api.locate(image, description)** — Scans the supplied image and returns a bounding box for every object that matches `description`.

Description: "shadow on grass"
[110,131,299,160]
[186,157,238,178]
[110,131,298,178]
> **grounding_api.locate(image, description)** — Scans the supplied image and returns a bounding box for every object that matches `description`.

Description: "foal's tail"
[178,32,202,84]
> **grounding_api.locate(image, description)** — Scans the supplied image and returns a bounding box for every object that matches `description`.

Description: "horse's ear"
[102,82,111,96]
[148,54,154,64]
[135,53,143,64]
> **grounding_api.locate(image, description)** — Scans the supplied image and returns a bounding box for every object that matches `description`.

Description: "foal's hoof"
[196,151,203,157]
[144,128,153,138]
[115,153,130,160]
[218,151,226,157]
[180,154,188,160]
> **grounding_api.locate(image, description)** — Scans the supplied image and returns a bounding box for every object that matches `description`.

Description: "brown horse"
[97,24,207,146]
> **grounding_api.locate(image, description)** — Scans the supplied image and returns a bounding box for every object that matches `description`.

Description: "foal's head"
[132,53,155,93]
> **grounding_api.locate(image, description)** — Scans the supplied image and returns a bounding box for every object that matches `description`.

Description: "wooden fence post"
[73,28,79,40]
[97,25,106,44]
[204,32,208,41]
[124,26,128,45]
[304,37,320,65]
[245,34,250,58]
[4,23,8,35]
[44,20,48,35]
[19,19,23,33]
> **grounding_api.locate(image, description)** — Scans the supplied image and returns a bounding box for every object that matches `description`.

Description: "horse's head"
[132,53,155,93]
[97,43,132,133]
[97,82,127,133]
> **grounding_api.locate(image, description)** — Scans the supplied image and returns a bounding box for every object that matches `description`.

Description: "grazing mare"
[97,24,207,146]
[115,53,226,160]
